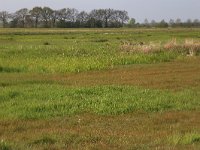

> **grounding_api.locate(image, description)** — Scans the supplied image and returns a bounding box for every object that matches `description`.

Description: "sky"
[0,0,199,23]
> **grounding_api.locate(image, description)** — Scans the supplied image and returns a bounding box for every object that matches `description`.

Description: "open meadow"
[0,28,200,149]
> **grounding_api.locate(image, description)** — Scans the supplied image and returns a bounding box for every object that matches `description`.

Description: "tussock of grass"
[64,134,101,146]
[0,66,21,73]
[43,42,50,45]
[92,39,108,43]
[168,133,200,145]
[0,140,12,150]
[31,135,56,145]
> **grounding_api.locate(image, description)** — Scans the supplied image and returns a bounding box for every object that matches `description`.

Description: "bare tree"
[0,11,10,27]
[100,9,113,27]
[30,7,42,28]
[193,19,199,27]
[88,9,98,27]
[169,19,175,27]
[41,7,53,27]
[0,6,133,28]
[51,10,59,28]
[57,8,67,21]
[77,11,89,26]
[66,8,78,22]
[144,18,149,26]
[15,8,29,27]
[150,20,157,27]
[175,18,182,27]
[117,10,129,26]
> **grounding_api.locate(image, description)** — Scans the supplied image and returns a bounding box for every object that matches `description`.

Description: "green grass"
[168,133,200,145]
[0,84,199,119]
[1,28,199,73]
[0,140,12,150]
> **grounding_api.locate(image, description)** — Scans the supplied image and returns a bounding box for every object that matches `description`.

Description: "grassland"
[0,28,200,150]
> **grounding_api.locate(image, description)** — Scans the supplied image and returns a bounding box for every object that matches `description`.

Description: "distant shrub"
[64,36,76,40]
[0,66,21,73]
[8,37,14,41]
[8,91,20,99]
[31,136,56,145]
[92,39,108,43]
[43,42,50,45]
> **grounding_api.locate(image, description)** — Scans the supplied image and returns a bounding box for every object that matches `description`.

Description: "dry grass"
[164,38,200,56]
[0,111,199,149]
[120,38,200,56]
[120,41,160,53]
[184,39,200,56]
[164,38,179,50]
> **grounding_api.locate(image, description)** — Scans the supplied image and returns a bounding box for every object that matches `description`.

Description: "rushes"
[184,39,200,56]
[164,38,179,50]
[120,38,200,56]
[164,38,200,55]
[120,41,159,53]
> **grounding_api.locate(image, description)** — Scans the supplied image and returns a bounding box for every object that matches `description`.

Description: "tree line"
[0,7,200,28]
[133,18,200,28]
[0,7,129,28]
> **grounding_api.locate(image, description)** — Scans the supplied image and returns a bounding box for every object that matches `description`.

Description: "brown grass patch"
[0,111,200,149]
[120,38,200,56]
[120,41,160,53]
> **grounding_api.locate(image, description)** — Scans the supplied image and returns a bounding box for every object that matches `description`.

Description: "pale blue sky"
[0,0,199,22]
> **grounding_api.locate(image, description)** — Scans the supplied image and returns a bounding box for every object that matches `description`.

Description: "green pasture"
[1,28,199,73]
[0,28,200,150]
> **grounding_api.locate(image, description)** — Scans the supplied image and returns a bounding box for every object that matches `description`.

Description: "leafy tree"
[127,18,136,27]
[157,19,168,28]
